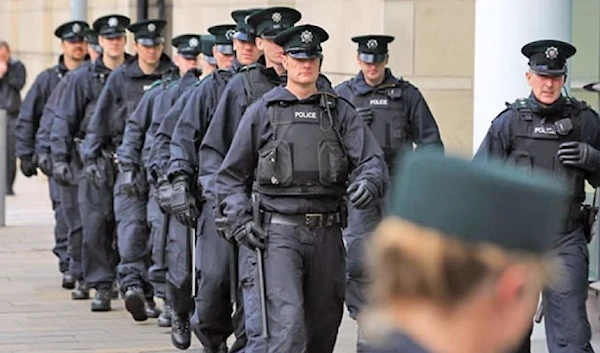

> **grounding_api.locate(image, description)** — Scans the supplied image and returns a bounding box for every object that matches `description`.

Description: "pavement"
[1,174,600,352]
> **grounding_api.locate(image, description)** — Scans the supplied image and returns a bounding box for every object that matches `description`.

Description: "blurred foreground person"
[365,151,569,353]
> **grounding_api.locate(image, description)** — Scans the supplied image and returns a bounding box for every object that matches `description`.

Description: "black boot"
[71,281,90,300]
[90,289,111,312]
[124,287,147,322]
[171,312,191,350]
[111,282,119,299]
[62,273,75,289]
[158,304,172,327]
[145,298,161,319]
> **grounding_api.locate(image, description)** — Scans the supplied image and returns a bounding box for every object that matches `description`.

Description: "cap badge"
[272,12,282,23]
[366,39,378,50]
[545,46,559,60]
[72,23,82,33]
[244,15,251,24]
[225,29,236,40]
[301,30,313,44]
[189,37,199,47]
[108,17,118,27]
[148,23,156,32]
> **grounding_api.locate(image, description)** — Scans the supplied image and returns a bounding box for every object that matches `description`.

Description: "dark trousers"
[147,192,166,299]
[6,116,16,192]
[241,223,345,353]
[80,177,117,290]
[49,178,70,273]
[60,180,83,280]
[513,227,594,353]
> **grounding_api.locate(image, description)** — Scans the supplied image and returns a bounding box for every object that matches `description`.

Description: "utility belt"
[263,209,347,229]
[563,202,598,242]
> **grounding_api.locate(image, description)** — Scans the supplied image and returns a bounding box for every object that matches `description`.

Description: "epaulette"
[166,80,179,89]
[510,98,530,111]
[145,79,164,92]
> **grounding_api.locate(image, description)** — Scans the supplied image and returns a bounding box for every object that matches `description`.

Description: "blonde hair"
[365,217,552,312]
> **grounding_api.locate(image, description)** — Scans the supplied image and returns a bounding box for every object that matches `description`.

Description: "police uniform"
[334,34,443,352]
[215,24,388,353]
[0,47,26,195]
[474,40,597,353]
[84,28,102,56]
[201,34,217,70]
[51,14,130,312]
[80,18,176,322]
[371,151,570,353]
[15,21,89,289]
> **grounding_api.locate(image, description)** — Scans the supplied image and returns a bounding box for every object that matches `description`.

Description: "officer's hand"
[232,220,267,250]
[85,160,103,189]
[19,156,37,177]
[170,175,200,228]
[347,179,377,209]
[155,176,173,214]
[557,142,600,172]
[37,153,53,177]
[53,161,74,187]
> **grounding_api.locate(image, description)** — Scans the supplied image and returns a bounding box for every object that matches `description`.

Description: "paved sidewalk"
[1,174,600,352]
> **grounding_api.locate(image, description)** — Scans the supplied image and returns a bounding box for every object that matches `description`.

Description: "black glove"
[170,175,200,228]
[53,161,74,187]
[19,156,37,177]
[154,176,173,214]
[557,142,600,172]
[37,153,53,176]
[85,160,103,189]
[347,179,377,209]
[232,219,267,250]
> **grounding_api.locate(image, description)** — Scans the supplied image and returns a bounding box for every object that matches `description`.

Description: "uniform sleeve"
[36,78,69,154]
[168,82,213,179]
[334,81,353,102]
[81,70,120,162]
[198,78,249,201]
[215,103,266,223]
[51,71,88,163]
[15,71,47,158]
[4,60,26,91]
[339,102,388,198]
[116,87,157,170]
[407,87,444,152]
[148,88,191,176]
[580,109,600,187]
[472,111,512,162]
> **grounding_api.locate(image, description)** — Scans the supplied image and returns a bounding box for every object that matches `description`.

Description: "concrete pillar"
[71,0,87,21]
[472,0,573,154]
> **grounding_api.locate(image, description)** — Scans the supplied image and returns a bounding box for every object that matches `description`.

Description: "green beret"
[388,151,569,253]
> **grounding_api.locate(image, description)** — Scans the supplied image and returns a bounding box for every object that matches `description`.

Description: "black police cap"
[128,19,167,46]
[274,24,329,59]
[521,39,576,76]
[83,28,99,45]
[231,8,263,42]
[200,35,217,65]
[208,24,237,55]
[246,7,301,38]
[93,15,130,39]
[172,34,202,59]
[352,35,394,64]
[54,21,90,42]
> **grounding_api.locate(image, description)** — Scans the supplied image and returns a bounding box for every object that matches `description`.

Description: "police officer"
[367,151,569,353]
[165,11,263,351]
[16,21,89,289]
[118,32,202,329]
[474,39,598,353]
[0,41,26,196]
[335,34,443,352]
[52,14,130,312]
[216,24,388,353]
[84,28,102,62]
[199,35,217,80]
[81,18,176,322]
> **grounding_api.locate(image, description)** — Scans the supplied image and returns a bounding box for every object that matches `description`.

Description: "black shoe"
[124,287,147,322]
[110,282,119,299]
[145,298,161,319]
[62,273,76,289]
[71,281,90,300]
[6,190,14,196]
[171,312,191,350]
[158,304,172,327]
[91,290,111,312]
